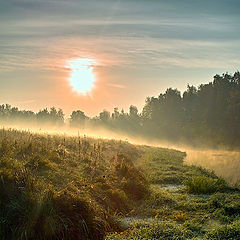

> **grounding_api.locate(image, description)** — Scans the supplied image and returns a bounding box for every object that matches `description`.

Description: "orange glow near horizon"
[65,58,97,95]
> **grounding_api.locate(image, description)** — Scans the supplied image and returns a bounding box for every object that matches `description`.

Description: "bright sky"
[0,0,240,116]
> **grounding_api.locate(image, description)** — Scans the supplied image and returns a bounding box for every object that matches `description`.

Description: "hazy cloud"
[107,83,127,89]
[0,0,239,114]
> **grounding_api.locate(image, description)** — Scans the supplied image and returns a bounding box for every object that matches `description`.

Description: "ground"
[0,129,239,240]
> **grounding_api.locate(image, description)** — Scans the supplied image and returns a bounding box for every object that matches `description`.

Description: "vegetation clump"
[184,176,227,194]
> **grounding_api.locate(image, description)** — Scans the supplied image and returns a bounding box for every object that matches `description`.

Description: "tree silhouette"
[70,110,87,128]
[0,71,239,148]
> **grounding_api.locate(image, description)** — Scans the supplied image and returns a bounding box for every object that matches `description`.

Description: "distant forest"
[1,72,240,148]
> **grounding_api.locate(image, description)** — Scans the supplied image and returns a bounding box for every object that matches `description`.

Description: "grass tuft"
[184,176,227,194]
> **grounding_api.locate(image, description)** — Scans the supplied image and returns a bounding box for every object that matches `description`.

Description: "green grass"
[0,128,240,239]
[206,220,240,239]
[106,220,194,240]
[106,142,240,240]
[184,176,227,194]
[0,129,148,239]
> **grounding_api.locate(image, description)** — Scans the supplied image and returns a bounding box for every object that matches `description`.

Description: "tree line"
[1,72,240,148]
[0,105,64,126]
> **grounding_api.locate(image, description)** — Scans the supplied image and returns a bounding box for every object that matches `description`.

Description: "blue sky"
[0,0,239,115]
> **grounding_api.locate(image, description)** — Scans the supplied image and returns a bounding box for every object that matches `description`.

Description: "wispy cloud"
[107,83,127,89]
[0,0,239,115]
[15,99,36,104]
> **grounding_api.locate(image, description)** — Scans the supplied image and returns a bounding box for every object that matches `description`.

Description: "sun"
[66,58,97,94]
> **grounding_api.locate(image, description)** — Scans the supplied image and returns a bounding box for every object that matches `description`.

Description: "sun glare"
[66,58,96,94]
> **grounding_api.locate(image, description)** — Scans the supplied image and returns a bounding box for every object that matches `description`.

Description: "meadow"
[0,128,240,239]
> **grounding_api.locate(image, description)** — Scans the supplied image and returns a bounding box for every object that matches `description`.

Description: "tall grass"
[184,176,227,194]
[0,129,149,239]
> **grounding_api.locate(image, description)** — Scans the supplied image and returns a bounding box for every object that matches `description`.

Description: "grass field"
[107,148,240,239]
[0,128,240,239]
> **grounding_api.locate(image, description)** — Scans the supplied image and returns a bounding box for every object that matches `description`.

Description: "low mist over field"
[185,150,240,185]
[1,122,240,186]
[1,71,240,147]
[1,71,240,187]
